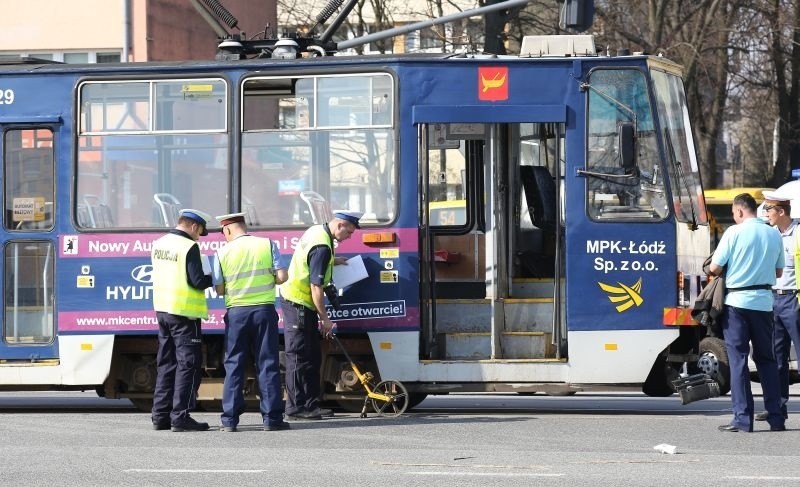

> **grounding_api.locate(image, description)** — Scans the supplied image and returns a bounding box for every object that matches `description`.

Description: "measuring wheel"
[370,380,409,417]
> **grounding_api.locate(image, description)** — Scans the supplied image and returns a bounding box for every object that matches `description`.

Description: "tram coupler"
[671,373,720,405]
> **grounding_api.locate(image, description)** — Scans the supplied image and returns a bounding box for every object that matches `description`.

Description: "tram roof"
[0,51,662,76]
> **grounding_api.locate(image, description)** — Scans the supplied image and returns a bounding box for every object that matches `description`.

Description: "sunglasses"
[764,204,786,212]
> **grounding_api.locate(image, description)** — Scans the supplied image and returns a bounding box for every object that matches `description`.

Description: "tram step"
[438,331,553,359]
[504,298,564,333]
[435,299,559,333]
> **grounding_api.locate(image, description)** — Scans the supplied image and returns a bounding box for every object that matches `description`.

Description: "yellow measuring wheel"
[332,334,409,418]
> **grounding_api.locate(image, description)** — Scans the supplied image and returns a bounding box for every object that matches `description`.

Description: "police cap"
[179,209,212,236]
[216,212,247,227]
[334,211,363,229]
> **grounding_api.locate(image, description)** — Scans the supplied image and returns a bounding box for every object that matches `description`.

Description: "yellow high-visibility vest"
[151,233,208,319]
[281,225,333,309]
[216,235,276,307]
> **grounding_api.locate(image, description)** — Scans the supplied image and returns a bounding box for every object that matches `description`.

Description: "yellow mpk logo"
[598,277,643,312]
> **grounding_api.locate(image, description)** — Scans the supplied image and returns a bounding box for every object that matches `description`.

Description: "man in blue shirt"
[710,193,785,432]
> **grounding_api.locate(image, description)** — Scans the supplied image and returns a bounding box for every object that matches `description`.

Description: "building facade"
[0,0,276,63]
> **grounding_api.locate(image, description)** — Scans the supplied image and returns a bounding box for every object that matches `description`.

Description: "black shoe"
[718,424,740,432]
[171,417,210,432]
[265,421,291,431]
[755,411,788,421]
[319,408,334,417]
[287,410,323,421]
[152,422,170,431]
[300,408,324,420]
[770,424,787,432]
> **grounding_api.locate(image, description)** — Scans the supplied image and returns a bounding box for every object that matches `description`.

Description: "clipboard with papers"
[332,255,369,289]
[200,254,212,275]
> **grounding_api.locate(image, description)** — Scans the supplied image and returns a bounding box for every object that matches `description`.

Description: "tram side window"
[4,241,55,345]
[76,79,229,230]
[586,69,668,221]
[241,73,395,228]
[3,129,55,231]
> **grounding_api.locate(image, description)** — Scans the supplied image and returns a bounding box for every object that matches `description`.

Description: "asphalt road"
[1,388,799,487]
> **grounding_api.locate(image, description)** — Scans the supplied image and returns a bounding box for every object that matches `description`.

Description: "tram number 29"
[1,89,14,104]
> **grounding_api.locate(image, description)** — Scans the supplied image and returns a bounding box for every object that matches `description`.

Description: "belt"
[727,284,773,292]
[285,300,307,309]
[774,289,798,295]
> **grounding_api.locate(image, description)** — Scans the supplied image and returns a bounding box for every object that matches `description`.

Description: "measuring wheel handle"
[360,396,370,418]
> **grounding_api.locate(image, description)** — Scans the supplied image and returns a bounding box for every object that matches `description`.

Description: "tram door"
[0,126,58,361]
[420,121,565,361]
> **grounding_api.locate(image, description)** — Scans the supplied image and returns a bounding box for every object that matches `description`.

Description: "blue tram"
[0,32,715,408]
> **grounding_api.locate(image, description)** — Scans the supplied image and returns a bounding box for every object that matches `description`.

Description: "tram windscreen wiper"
[577,168,639,184]
[578,82,639,182]
[581,82,637,124]
[664,130,698,228]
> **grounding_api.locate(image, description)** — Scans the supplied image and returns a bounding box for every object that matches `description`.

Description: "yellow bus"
[704,187,772,248]
[429,199,467,226]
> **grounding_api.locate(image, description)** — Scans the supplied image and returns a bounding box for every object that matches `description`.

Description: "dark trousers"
[221,304,284,427]
[281,300,322,415]
[772,293,800,416]
[723,306,783,431]
[152,312,203,425]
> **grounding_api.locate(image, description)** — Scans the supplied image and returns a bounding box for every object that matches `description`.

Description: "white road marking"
[726,476,800,481]
[406,471,564,477]
[124,469,267,473]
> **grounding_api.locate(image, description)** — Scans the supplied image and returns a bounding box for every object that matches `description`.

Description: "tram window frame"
[3,240,55,346]
[3,128,55,232]
[240,72,397,229]
[649,68,707,226]
[585,68,669,222]
[75,78,229,231]
[425,123,476,232]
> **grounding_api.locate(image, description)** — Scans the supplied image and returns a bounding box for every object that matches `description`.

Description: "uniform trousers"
[152,312,203,425]
[772,292,800,416]
[221,304,284,427]
[280,300,322,415]
[723,305,784,431]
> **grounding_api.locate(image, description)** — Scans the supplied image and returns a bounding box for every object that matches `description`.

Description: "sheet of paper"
[200,254,211,275]
[332,255,369,289]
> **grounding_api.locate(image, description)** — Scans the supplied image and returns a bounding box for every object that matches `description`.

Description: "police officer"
[755,193,800,422]
[151,208,213,432]
[710,193,785,432]
[213,212,290,432]
[280,211,362,420]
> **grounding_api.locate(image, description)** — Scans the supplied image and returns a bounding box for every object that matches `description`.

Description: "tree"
[592,0,737,188]
[765,0,800,186]
[277,0,800,189]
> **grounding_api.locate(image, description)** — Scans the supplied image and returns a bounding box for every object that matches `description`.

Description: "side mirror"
[618,121,637,173]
